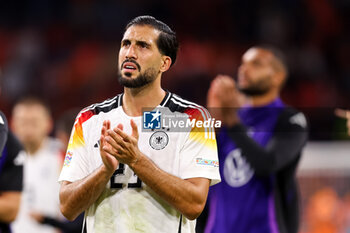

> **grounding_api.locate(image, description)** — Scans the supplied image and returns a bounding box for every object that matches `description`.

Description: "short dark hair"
[255,45,288,75]
[13,96,51,116]
[252,45,289,88]
[125,15,179,67]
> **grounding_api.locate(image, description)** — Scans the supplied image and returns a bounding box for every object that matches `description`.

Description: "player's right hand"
[100,120,119,174]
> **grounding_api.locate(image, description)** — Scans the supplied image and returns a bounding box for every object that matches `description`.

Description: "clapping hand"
[103,119,141,169]
[207,75,243,127]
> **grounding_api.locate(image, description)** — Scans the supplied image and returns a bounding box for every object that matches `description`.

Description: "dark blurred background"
[0,0,349,140]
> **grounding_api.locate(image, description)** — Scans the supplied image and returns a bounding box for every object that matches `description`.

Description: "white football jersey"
[12,138,63,233]
[59,92,221,233]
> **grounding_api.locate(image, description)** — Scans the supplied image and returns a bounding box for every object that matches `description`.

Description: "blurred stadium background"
[0,0,349,232]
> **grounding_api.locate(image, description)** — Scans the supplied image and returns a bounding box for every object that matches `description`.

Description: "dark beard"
[238,87,269,96]
[118,68,158,88]
[238,76,271,96]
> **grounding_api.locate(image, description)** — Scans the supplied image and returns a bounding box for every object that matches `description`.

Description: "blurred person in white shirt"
[10,97,64,233]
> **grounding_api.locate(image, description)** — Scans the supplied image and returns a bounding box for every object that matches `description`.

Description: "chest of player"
[139,130,184,174]
[87,125,185,188]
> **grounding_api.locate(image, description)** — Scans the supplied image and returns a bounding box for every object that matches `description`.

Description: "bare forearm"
[59,166,114,221]
[0,192,21,223]
[105,121,210,220]
[130,155,209,220]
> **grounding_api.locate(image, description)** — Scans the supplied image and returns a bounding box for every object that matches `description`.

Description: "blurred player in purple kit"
[206,46,308,233]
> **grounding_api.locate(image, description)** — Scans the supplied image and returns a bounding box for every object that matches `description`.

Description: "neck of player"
[25,138,46,155]
[122,78,166,117]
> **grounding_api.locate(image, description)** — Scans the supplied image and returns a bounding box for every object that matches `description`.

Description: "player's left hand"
[104,119,141,168]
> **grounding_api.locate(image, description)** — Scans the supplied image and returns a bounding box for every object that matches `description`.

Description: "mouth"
[121,61,140,73]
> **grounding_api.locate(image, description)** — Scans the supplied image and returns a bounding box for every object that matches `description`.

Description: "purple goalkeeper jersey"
[205,98,285,233]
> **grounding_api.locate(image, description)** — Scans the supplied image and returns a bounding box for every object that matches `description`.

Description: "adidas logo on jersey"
[94,140,100,148]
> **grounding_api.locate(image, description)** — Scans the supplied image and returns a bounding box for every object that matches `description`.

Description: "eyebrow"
[137,40,151,48]
[121,39,151,48]
[121,39,131,46]
[252,59,263,64]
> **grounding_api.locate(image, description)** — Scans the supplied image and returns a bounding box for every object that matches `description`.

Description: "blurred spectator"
[10,97,64,233]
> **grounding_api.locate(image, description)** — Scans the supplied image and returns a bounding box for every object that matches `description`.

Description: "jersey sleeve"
[0,131,24,192]
[178,108,221,186]
[58,110,93,183]
[227,109,308,176]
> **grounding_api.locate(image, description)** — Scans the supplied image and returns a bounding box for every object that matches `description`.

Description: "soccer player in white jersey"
[58,15,221,233]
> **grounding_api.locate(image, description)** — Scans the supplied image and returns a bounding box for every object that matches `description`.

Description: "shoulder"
[165,93,211,120]
[276,107,308,132]
[75,94,123,125]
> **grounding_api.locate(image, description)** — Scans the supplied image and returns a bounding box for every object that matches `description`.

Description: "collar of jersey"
[119,91,171,118]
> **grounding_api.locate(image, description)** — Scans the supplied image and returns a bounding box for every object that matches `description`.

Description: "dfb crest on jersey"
[143,110,161,129]
[149,131,168,150]
[223,149,254,187]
